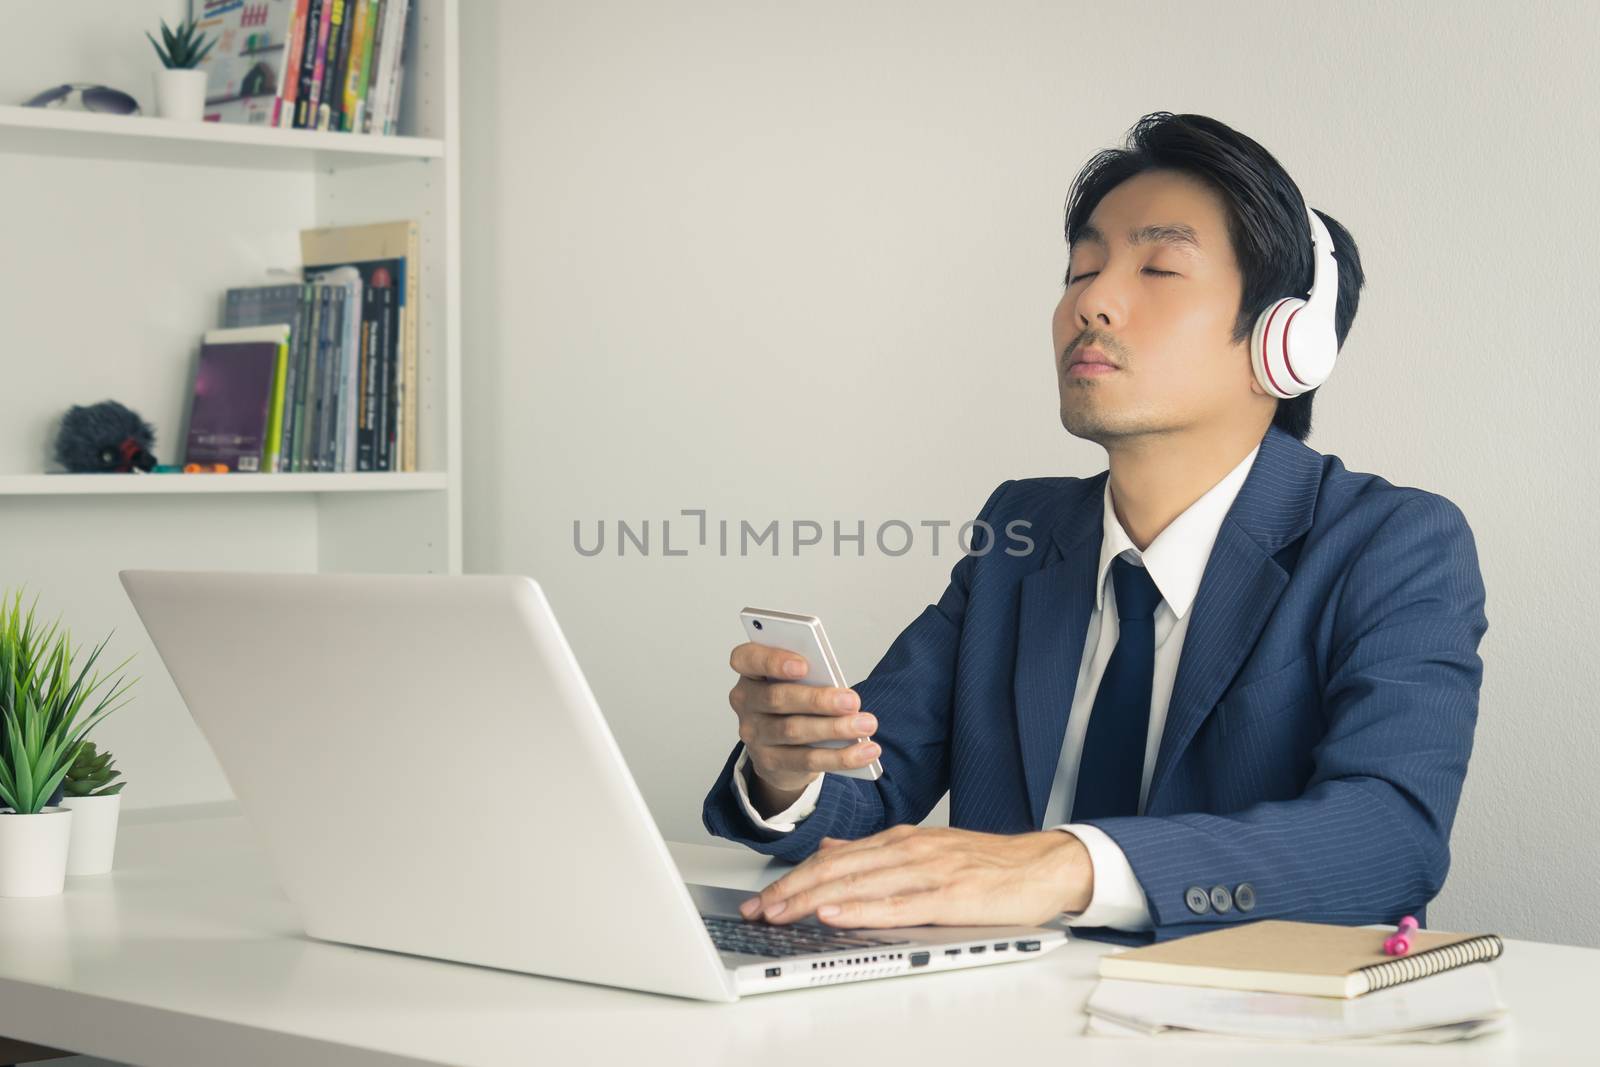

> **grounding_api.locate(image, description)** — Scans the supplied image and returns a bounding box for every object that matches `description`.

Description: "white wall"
[456,0,1600,946]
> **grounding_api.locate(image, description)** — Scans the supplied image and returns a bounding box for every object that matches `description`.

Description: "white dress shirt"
[731,443,1262,931]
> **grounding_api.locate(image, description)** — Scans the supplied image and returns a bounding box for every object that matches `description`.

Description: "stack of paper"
[1084,962,1507,1044]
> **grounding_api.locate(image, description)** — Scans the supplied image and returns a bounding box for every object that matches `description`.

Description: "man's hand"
[737,825,1095,928]
[727,642,881,806]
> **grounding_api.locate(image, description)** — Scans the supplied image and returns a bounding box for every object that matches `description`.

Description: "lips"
[1069,346,1117,369]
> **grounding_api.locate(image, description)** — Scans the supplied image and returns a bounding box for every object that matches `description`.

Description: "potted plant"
[61,741,125,876]
[146,16,217,121]
[0,590,135,897]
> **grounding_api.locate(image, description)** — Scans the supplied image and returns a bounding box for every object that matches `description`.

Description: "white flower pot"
[61,793,122,876]
[153,67,208,121]
[0,807,74,897]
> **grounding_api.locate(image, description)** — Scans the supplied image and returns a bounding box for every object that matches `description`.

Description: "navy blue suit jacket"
[702,425,1488,943]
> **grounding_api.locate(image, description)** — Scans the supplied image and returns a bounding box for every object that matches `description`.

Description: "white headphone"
[1250,205,1341,399]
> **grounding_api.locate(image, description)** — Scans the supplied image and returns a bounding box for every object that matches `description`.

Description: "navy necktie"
[1071,556,1165,821]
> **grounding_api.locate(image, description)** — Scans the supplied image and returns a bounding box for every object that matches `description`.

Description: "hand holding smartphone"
[736,608,884,782]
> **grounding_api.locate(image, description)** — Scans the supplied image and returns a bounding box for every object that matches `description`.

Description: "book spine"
[274,0,310,127]
[357,286,385,471]
[359,0,386,134]
[295,287,324,471]
[383,0,409,134]
[331,287,349,472]
[263,338,289,472]
[342,0,371,133]
[314,287,339,470]
[324,287,347,472]
[278,286,308,471]
[299,0,331,129]
[376,283,392,471]
[321,0,354,132]
[346,284,369,470]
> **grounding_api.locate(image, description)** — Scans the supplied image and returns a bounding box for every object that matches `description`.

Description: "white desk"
[0,804,1588,1066]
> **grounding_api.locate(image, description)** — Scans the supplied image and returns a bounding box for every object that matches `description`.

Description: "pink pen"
[1383,915,1419,956]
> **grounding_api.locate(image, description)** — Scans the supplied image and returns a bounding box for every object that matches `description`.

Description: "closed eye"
[1065,269,1179,285]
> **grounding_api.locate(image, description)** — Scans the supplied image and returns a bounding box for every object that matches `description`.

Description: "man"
[701,112,1488,943]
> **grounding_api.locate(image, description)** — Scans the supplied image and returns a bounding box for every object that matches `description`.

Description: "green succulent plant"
[64,741,124,798]
[0,589,136,815]
[146,17,218,71]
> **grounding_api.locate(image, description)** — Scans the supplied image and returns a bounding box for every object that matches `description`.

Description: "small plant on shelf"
[145,16,217,122]
[145,17,217,70]
[64,741,124,798]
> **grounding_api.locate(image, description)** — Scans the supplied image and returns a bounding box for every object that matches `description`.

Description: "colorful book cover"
[197,0,301,127]
[273,0,310,126]
[185,326,290,472]
[341,0,372,133]
[318,0,353,131]
[294,0,325,128]
[302,0,335,128]
[353,0,383,133]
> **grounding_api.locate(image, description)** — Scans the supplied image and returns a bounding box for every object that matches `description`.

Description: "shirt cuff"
[731,746,825,832]
[1049,823,1154,931]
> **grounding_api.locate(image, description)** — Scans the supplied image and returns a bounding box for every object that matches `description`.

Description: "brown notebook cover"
[1098,920,1504,998]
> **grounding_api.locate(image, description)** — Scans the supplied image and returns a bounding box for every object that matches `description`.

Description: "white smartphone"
[738,607,883,781]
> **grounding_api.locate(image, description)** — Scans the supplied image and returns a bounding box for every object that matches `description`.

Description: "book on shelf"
[220,219,417,473]
[195,0,413,135]
[274,0,409,134]
[196,0,301,128]
[300,220,419,471]
[184,325,291,473]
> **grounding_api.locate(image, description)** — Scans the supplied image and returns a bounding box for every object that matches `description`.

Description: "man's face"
[1052,168,1264,445]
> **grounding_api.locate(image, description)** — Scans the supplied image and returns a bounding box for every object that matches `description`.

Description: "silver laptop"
[119,571,1065,1002]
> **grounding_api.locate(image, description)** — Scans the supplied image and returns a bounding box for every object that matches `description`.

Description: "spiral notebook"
[1098,920,1504,999]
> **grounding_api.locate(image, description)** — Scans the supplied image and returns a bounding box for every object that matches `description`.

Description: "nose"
[1076,281,1117,330]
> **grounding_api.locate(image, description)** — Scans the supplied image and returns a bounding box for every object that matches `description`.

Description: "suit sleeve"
[1081,493,1488,940]
[701,480,1015,862]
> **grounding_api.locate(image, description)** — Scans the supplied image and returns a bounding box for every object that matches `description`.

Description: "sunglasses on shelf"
[22,83,143,116]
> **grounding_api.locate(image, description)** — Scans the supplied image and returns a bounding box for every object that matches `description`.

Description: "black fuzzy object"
[54,401,159,473]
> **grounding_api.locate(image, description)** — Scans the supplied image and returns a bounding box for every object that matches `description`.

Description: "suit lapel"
[1014,474,1104,829]
[1145,425,1323,805]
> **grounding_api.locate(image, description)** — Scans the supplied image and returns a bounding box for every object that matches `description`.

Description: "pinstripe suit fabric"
[702,425,1488,943]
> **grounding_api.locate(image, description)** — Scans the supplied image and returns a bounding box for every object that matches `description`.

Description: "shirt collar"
[1096,443,1261,620]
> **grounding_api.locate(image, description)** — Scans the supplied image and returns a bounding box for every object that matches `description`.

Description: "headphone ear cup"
[1251,297,1304,399]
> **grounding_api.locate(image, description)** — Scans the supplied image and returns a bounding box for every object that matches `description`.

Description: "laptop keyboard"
[703,915,912,958]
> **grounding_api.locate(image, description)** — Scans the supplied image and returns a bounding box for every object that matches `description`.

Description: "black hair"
[1062,112,1365,442]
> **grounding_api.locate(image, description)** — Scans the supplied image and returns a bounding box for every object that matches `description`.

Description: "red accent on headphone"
[1282,304,1310,387]
[1261,300,1290,397]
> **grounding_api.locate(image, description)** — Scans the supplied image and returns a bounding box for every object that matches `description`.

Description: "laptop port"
[944,948,961,956]
[1016,939,1041,952]
[765,967,781,978]
[993,943,1009,951]
[969,944,986,954]
[910,952,930,968]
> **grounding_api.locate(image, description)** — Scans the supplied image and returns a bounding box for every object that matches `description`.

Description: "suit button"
[1235,883,1257,912]
[1184,886,1211,914]
[1210,885,1234,913]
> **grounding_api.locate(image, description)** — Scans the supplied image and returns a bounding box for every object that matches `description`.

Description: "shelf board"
[0,472,449,496]
[0,104,444,171]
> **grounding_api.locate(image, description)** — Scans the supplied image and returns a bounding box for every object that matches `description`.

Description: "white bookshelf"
[0,0,461,568]
[0,0,462,810]
[0,472,450,496]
